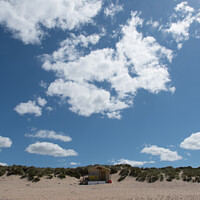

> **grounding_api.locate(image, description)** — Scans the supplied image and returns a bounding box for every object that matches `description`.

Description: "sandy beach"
[1,174,200,200]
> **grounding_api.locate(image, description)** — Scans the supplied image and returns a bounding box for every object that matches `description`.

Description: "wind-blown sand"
[1,174,200,200]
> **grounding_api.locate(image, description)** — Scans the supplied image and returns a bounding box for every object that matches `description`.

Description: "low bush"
[118,176,127,182]
[7,165,25,176]
[57,173,66,179]
[146,171,159,183]
[136,171,147,182]
[159,174,164,182]
[119,168,129,177]
[129,167,141,177]
[109,166,119,174]
[0,167,6,176]
[47,175,53,179]
[76,167,88,176]
[2,164,200,184]
[32,177,40,182]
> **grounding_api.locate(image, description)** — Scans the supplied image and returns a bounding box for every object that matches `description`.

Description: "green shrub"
[181,167,200,182]
[47,175,53,179]
[146,171,159,183]
[159,166,180,182]
[28,176,34,181]
[118,176,126,182]
[32,177,40,182]
[20,175,27,179]
[6,165,25,176]
[166,177,172,182]
[136,172,147,182]
[4,164,200,184]
[76,167,88,176]
[159,174,164,182]
[26,166,38,177]
[0,167,6,176]
[119,168,129,177]
[109,166,119,174]
[62,168,81,179]
[57,173,66,179]
[129,167,141,177]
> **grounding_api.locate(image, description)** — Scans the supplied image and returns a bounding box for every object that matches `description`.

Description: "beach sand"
[1,174,200,200]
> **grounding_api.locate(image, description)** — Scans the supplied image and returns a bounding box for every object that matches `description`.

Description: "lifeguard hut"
[88,166,111,184]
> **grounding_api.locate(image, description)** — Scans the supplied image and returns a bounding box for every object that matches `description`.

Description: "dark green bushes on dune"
[115,165,200,183]
[181,166,200,182]
[129,167,160,183]
[0,166,6,176]
[1,164,200,183]
[0,165,80,182]
[76,166,89,176]
[118,167,130,182]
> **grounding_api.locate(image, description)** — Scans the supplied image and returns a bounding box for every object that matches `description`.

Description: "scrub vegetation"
[0,164,200,183]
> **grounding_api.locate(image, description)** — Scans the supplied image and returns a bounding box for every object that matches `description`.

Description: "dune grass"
[1,164,200,183]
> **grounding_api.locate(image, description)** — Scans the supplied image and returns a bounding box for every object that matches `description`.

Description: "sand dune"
[1,174,200,200]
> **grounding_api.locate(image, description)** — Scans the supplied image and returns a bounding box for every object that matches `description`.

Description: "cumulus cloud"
[180,132,200,150]
[39,80,48,89]
[70,162,80,166]
[175,2,194,13]
[104,2,123,18]
[46,107,53,111]
[0,0,102,44]
[41,12,174,119]
[14,100,42,117]
[0,136,12,148]
[47,78,129,117]
[25,129,72,142]
[37,97,47,107]
[14,97,48,117]
[141,145,182,161]
[25,142,77,157]
[146,19,160,28]
[0,162,7,166]
[42,33,102,64]
[113,159,155,166]
[164,2,200,47]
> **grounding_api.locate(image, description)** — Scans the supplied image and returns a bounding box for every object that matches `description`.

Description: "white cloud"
[107,111,121,120]
[25,129,72,142]
[146,19,160,28]
[42,33,102,64]
[46,107,53,111]
[41,12,174,119]
[175,2,194,13]
[0,0,102,44]
[186,152,191,156]
[164,2,200,47]
[14,100,42,117]
[177,43,183,50]
[115,13,173,94]
[113,159,155,166]
[70,162,80,166]
[0,136,12,148]
[0,162,7,166]
[25,142,77,157]
[169,86,176,94]
[47,79,129,118]
[166,14,195,43]
[39,80,48,89]
[37,97,47,107]
[104,2,123,18]
[180,132,200,150]
[141,145,182,161]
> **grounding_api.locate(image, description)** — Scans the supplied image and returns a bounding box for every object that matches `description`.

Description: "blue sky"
[1,0,200,168]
